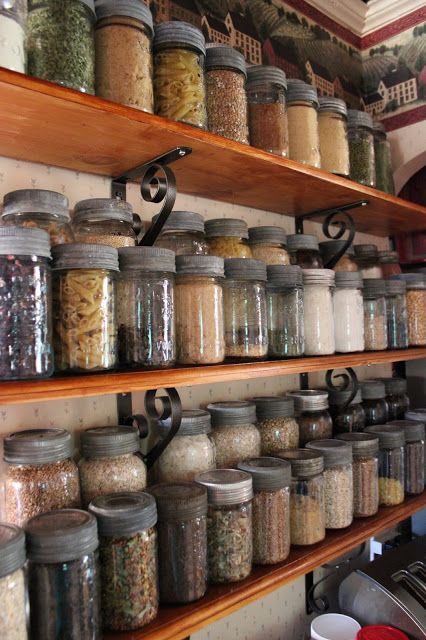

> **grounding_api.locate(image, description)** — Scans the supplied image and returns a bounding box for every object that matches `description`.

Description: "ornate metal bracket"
[326,367,359,410]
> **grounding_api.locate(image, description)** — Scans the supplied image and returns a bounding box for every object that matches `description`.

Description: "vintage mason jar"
[208,401,261,468]
[249,226,289,266]
[0,523,27,639]
[287,234,323,269]
[388,420,425,495]
[303,269,335,356]
[333,271,364,353]
[347,109,375,187]
[380,377,410,420]
[252,395,299,455]
[205,218,252,259]
[365,425,405,506]
[286,80,320,167]
[373,121,395,194]
[379,250,401,278]
[0,0,26,72]
[360,380,389,427]
[363,279,388,351]
[266,265,304,358]
[318,97,350,176]
[73,198,137,248]
[288,390,332,446]
[391,273,426,346]
[328,388,366,435]
[153,210,208,256]
[354,244,383,279]
[385,280,408,350]
[337,432,379,518]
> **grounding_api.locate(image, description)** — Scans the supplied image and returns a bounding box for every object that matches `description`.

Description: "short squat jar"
[380,377,410,421]
[286,81,320,167]
[365,425,405,506]
[391,274,426,346]
[373,122,395,195]
[337,433,379,518]
[249,226,290,266]
[303,269,335,356]
[318,97,349,176]
[89,492,158,631]
[205,218,252,259]
[388,420,425,495]
[266,265,304,358]
[363,279,388,351]
[153,210,208,256]
[0,523,27,639]
[347,110,375,187]
[288,390,332,446]
[208,401,260,468]
[333,271,364,353]
[385,280,408,350]
[328,389,366,435]
[0,0,26,72]
[354,244,383,279]
[379,250,401,279]
[73,198,137,248]
[319,240,358,272]
[360,380,389,427]
[252,395,299,455]
[195,469,253,583]
[287,233,323,269]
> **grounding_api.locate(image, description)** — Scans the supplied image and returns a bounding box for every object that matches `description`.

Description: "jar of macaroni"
[318,97,349,176]
[287,234,323,269]
[360,380,389,427]
[248,226,289,265]
[365,425,405,506]
[73,198,136,248]
[205,218,252,259]
[286,81,320,167]
[208,401,260,468]
[153,210,208,256]
[337,432,379,518]
[266,265,305,358]
[363,279,388,351]
[303,269,335,356]
[390,274,426,346]
[347,110,375,187]
[253,396,299,454]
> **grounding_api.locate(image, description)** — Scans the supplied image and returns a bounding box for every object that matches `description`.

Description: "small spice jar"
[385,279,408,350]
[380,377,410,420]
[78,426,147,508]
[373,122,395,195]
[318,97,350,176]
[354,244,383,279]
[206,45,248,144]
[73,198,137,248]
[205,218,252,259]
[333,272,365,353]
[195,469,253,583]
[95,0,154,112]
[287,233,323,269]
[0,523,27,639]
[175,255,225,365]
[52,243,118,372]
[390,274,426,346]
[27,509,101,639]
[328,388,366,435]
[153,210,208,255]
[156,410,216,483]
[4,428,81,527]
[223,258,268,360]
[319,240,358,272]
[89,492,158,631]
[364,425,405,506]
[153,21,207,128]
[208,401,261,468]
[252,396,299,454]
[363,279,388,351]
[387,420,425,495]
[0,0,26,72]
[246,64,288,157]
[360,380,389,426]
[277,449,325,546]
[249,226,290,266]
[303,269,336,356]
[347,110,375,187]
[286,81,320,167]
[117,247,175,368]
[266,265,305,358]
[336,432,379,518]
[238,458,291,565]
[150,483,208,604]
[306,439,353,529]
[379,250,401,278]
[0,226,53,380]
[288,390,332,446]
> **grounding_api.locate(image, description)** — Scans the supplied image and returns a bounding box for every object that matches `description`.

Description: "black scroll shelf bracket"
[326,367,359,410]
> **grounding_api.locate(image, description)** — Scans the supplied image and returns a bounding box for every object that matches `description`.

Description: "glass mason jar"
[318,97,350,176]
[2,188,74,246]
[0,226,52,380]
[360,380,389,427]
[306,440,353,529]
[363,279,388,351]
[373,122,395,195]
[333,272,365,353]
[238,458,291,565]
[0,523,27,640]
[223,258,268,360]
[73,198,137,248]
[385,280,408,350]
[205,218,252,259]
[156,410,216,483]
[288,390,332,446]
[52,243,118,372]
[337,433,379,518]
[195,469,253,583]
[208,401,261,468]
[117,246,175,368]
[319,240,358,272]
[153,210,208,256]
[153,21,207,128]
[328,389,366,435]
[0,0,26,72]
[150,483,207,604]
[26,0,95,93]
[379,250,401,278]
[405,409,426,488]
[277,449,325,546]
[391,274,426,346]
[246,64,288,157]
[266,264,305,358]
[27,509,101,639]
[206,45,248,144]
[365,425,405,506]
[287,234,323,269]
[347,110,375,187]
[286,81,320,167]
[354,244,383,279]
[89,492,158,631]
[95,0,154,112]
[253,396,299,455]
[78,425,147,508]
[303,269,335,356]
[388,420,425,495]
[175,255,225,365]
[380,377,410,420]
[248,226,289,266]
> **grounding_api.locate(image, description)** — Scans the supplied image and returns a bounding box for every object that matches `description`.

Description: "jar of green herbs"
[347,110,375,187]
[373,122,395,195]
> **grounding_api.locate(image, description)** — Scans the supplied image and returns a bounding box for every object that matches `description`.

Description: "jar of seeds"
[373,122,395,195]
[328,388,366,435]
[252,396,299,455]
[333,271,364,353]
[390,274,426,346]
[266,265,305,358]
[153,210,208,256]
[347,110,375,187]
[249,226,290,266]
[0,523,27,640]
[208,401,260,468]
[385,280,408,350]
[379,250,401,278]
[387,420,425,495]
[380,377,410,420]
[288,390,332,446]
[303,269,336,356]
[363,279,388,351]
[73,198,137,248]
[318,97,350,176]
[286,81,320,167]
[205,218,252,259]
[319,240,358,272]
[0,0,26,72]
[364,425,405,506]
[360,380,389,427]
[336,433,379,518]
[287,234,323,269]
[354,244,383,279]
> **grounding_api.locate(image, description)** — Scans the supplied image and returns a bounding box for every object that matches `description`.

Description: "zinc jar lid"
[2,189,70,221]
[276,448,324,477]
[336,432,379,457]
[195,469,253,505]
[390,273,426,290]
[51,242,119,271]
[159,409,211,436]
[335,271,363,288]
[287,390,329,412]
[154,21,206,55]
[224,258,267,282]
[385,279,406,295]
[267,264,303,287]
[319,239,355,262]
[347,109,373,130]
[378,377,407,395]
[176,254,224,277]
[95,0,154,34]
[249,226,287,246]
[246,65,287,90]
[238,457,291,491]
[89,492,157,536]
[0,226,51,258]
[318,96,347,117]
[378,250,399,263]
[81,425,141,458]
[0,524,26,578]
[387,419,425,443]
[205,217,249,239]
[306,439,352,467]
[206,45,246,76]
[26,509,98,563]
[328,388,362,406]
[252,396,295,420]
[354,244,379,259]
[406,409,426,422]
[74,198,134,224]
[364,425,405,448]
[207,401,257,426]
[4,428,73,464]
[303,269,335,286]
[118,246,176,273]
[149,483,207,521]
[373,121,386,134]
[363,278,386,297]
[287,233,319,252]
[286,81,319,107]
[152,210,205,233]
[360,380,386,400]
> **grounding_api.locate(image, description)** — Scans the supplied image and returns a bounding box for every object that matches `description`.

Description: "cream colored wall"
[388,120,426,193]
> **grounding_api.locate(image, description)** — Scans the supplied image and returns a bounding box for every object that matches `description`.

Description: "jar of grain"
[206,45,248,143]
[347,110,375,187]
[288,390,332,446]
[319,240,358,272]
[333,271,364,353]
[303,269,336,356]
[364,425,405,506]
[380,377,410,420]
[0,523,27,639]
[153,210,208,255]
[195,469,253,583]
[405,409,426,488]
[387,420,425,495]
[248,226,289,265]
[208,401,261,468]
[286,81,320,167]
[363,279,388,351]
[205,218,252,259]
[0,0,26,72]
[238,457,291,565]
[390,274,426,346]
[336,432,379,518]
[223,258,268,360]
[266,265,305,358]
[328,389,366,435]
[277,449,325,546]
[246,64,288,156]
[153,21,207,128]
[360,380,389,426]
[175,255,225,364]
[95,0,154,112]
[252,396,299,454]
[73,198,136,248]
[4,428,81,527]
[373,122,395,195]
[354,244,383,279]
[287,234,323,268]
[306,439,353,529]
[385,280,408,350]
[379,250,401,278]
[78,426,147,508]
[318,97,350,176]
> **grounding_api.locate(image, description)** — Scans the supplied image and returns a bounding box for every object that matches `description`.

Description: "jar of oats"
[0,523,27,640]
[248,226,289,266]
[336,432,379,518]
[364,425,405,506]
[266,264,305,358]
[390,274,426,346]
[205,218,252,259]
[153,210,208,256]
[318,97,349,176]
[208,401,261,468]
[360,380,389,427]
[288,390,332,446]
[73,198,136,248]
[363,279,388,351]
[286,81,320,167]
[252,396,299,454]
[387,420,425,495]
[319,240,358,272]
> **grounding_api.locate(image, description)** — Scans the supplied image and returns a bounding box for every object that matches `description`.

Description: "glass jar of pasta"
[205,218,252,259]
[287,234,323,269]
[248,226,289,266]
[365,425,405,506]
[354,244,383,279]
[385,280,408,350]
[360,380,389,427]
[73,198,137,248]
[152,210,208,256]
[347,110,375,187]
[286,81,320,167]
[0,523,27,640]
[363,279,388,351]
[266,265,304,358]
[52,243,119,372]
[390,273,426,346]
[336,432,379,518]
[252,396,299,455]
[373,122,395,195]
[318,97,349,176]
[153,21,207,128]
[208,401,261,468]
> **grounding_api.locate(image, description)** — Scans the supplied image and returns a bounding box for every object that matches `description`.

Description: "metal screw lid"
[275,448,324,477]
[74,198,134,224]
[390,273,426,290]
[347,109,373,131]
[303,269,335,286]
[118,246,176,273]
[4,428,73,464]
[2,189,70,221]
[252,396,295,420]
[150,483,207,521]
[224,258,267,282]
[207,401,257,427]
[363,278,386,297]
[246,65,287,90]
[385,279,406,295]
[336,432,379,457]
[287,233,319,252]
[378,377,407,396]
[238,457,291,491]
[89,492,157,536]
[176,254,224,277]
[0,523,26,578]
[286,81,319,107]
[406,409,426,423]
[318,96,347,117]
[26,509,98,564]
[306,439,352,467]
[267,264,303,287]
[354,244,379,259]
[195,469,253,506]
[158,409,211,436]
[95,0,154,34]
[51,242,119,271]
[373,121,386,134]
[0,226,51,258]
[364,425,405,449]
[387,420,425,443]
[154,21,206,55]
[287,390,329,412]
[152,210,205,234]
[319,239,355,261]
[205,218,249,239]
[378,250,399,264]
[206,45,246,76]
[248,226,287,246]
[328,388,362,406]
[335,271,363,288]
[360,380,386,400]
[81,425,141,458]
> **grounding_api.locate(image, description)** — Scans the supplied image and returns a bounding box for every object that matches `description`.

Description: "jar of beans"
[248,226,290,266]
[379,250,401,278]
[0,523,27,640]
[388,420,425,495]
[153,210,208,256]
[336,432,379,518]
[266,265,305,358]
[286,81,320,167]
[287,234,323,269]
[319,240,358,272]
[373,122,395,195]
[360,380,389,426]
[328,388,366,435]
[347,110,375,187]
[354,244,383,279]
[365,425,405,506]
[208,401,260,468]
[390,274,426,346]
[303,269,336,356]
[363,279,388,351]
[385,280,408,350]
[73,198,137,248]
[252,396,299,455]
[318,97,350,176]
[288,390,332,446]
[380,377,410,420]
[205,218,252,259]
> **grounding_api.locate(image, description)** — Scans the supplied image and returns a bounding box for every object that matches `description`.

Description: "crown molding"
[302,0,366,37]
[364,0,425,35]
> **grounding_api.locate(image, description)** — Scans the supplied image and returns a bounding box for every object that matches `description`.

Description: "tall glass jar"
[287,234,323,269]
[205,218,252,259]
[208,401,261,468]
[206,45,248,144]
[354,244,383,279]
[0,523,27,639]
[405,409,426,488]
[266,265,305,358]
[52,243,118,372]
[249,226,289,266]
[27,0,95,93]
[329,389,366,435]
[89,492,158,631]
[238,458,291,565]
[388,420,425,495]
[0,0,26,72]
[246,64,288,157]
[347,110,375,187]
[336,433,379,518]
[4,428,81,527]
[175,255,225,365]
[117,246,175,368]
[373,122,395,195]
[319,240,358,272]
[303,269,335,356]
[365,425,405,506]
[153,21,207,128]
[288,390,332,446]
[223,258,268,360]
[95,0,154,112]
[333,272,364,353]
[153,210,208,255]
[286,81,320,167]
[360,380,389,426]
[363,279,388,351]
[0,226,52,380]
[252,396,299,454]
[379,250,401,278]
[318,97,350,176]
[150,483,207,604]
[195,469,253,583]
[385,280,408,350]
[380,377,410,420]
[391,274,426,346]
[27,509,100,639]
[73,198,136,248]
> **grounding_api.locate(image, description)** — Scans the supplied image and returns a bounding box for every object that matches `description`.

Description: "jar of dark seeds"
[363,279,388,351]
[365,425,405,506]
[252,395,299,454]
[287,390,332,446]
[360,380,389,427]
[266,265,304,358]
[328,389,366,435]
[0,523,27,640]
[149,483,207,604]
[385,280,408,350]
[347,109,375,187]
[336,433,379,518]
[208,401,261,468]
[380,377,410,420]
[387,420,425,495]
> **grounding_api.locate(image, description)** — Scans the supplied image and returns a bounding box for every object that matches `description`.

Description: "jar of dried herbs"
[336,432,379,518]
[0,0,26,72]
[252,396,299,454]
[89,492,158,631]
[390,273,426,346]
[388,420,425,495]
[303,269,335,356]
[205,218,252,259]
[287,234,323,269]
[266,265,305,358]
[73,198,137,248]
[208,401,261,468]
[380,377,410,420]
[288,390,332,446]
[153,210,208,256]
[249,226,290,266]
[373,121,395,195]
[385,280,408,350]
[286,81,320,167]
[363,279,388,351]
[0,523,27,640]
[328,389,366,435]
[347,110,375,187]
[319,240,358,272]
[149,483,207,604]
[318,97,350,176]
[364,425,405,506]
[354,244,383,279]
[379,250,401,278]
[195,469,253,583]
[360,380,389,427]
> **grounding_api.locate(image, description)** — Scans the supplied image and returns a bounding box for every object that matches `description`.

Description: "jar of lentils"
[153,210,208,256]
[0,523,27,639]
[286,81,320,167]
[333,271,365,353]
[266,265,305,358]
[328,388,366,435]
[365,425,405,506]
[248,226,290,266]
[385,279,408,350]
[347,110,375,187]
[318,97,350,176]
[354,244,383,279]
[380,377,410,420]
[208,401,260,468]
[336,432,379,518]
[373,121,395,195]
[287,233,323,269]
[379,250,401,278]
[388,420,425,495]
[252,396,299,454]
[319,240,358,272]
[363,279,388,351]
[73,198,137,248]
[205,218,252,259]
[360,380,389,426]
[288,390,332,446]
[391,274,426,346]
[303,269,336,356]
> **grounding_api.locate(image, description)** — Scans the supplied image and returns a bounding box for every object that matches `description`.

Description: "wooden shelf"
[104,493,426,640]
[1,68,426,236]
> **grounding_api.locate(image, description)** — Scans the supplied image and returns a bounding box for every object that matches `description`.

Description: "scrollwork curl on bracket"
[326,367,359,411]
